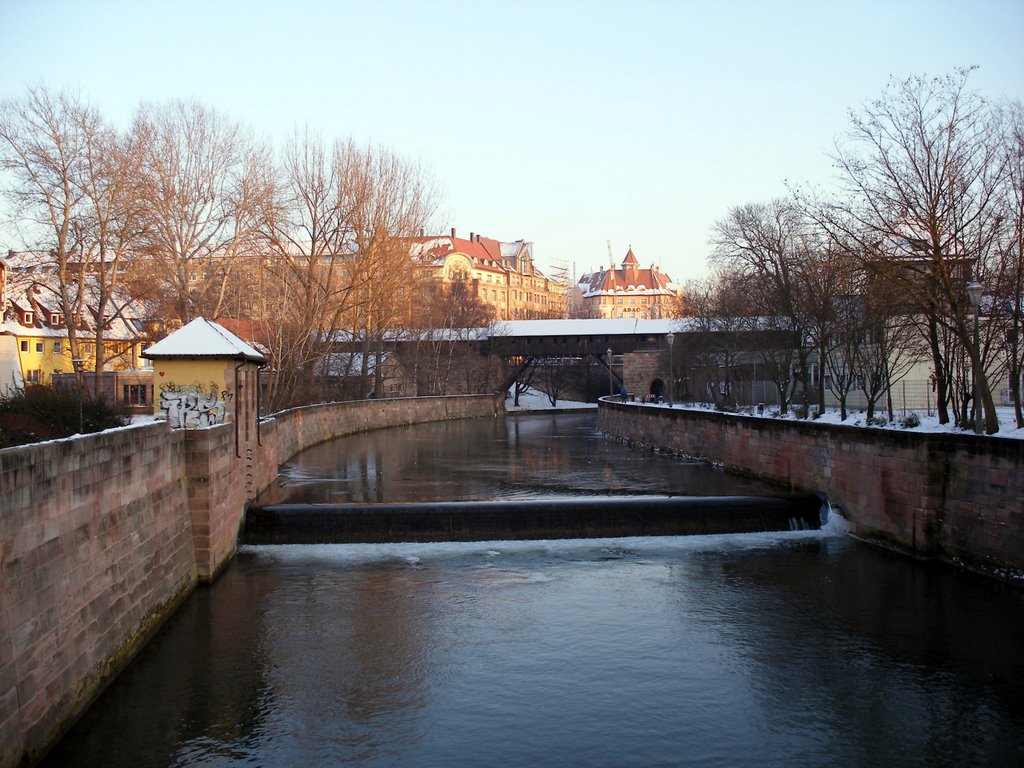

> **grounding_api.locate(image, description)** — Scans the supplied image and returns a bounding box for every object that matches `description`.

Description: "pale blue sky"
[1,0,1021,282]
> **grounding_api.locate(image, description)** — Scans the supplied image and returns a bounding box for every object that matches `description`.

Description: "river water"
[43,413,1024,767]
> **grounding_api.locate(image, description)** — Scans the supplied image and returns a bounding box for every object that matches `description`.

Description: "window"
[35,341,43,353]
[53,341,61,353]
[23,311,33,325]
[50,313,61,325]
[123,384,148,405]
[26,370,41,384]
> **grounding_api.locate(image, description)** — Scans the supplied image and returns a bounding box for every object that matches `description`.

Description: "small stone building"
[141,317,266,429]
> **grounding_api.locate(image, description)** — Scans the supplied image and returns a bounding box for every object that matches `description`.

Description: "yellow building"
[410,230,567,320]
[142,317,266,429]
[1,250,155,386]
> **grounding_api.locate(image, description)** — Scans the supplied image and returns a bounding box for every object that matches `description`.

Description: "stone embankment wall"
[599,402,1024,584]
[0,394,500,768]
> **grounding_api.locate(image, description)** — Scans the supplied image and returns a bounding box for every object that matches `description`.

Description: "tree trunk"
[928,316,950,424]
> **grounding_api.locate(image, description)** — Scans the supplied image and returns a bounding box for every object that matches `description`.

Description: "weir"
[242,494,823,544]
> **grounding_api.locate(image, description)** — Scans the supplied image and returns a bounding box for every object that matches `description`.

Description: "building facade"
[410,230,567,320]
[576,248,680,319]
[0,250,156,390]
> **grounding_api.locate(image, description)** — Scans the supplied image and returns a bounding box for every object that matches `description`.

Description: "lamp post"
[966,280,983,435]
[607,347,614,398]
[666,332,674,407]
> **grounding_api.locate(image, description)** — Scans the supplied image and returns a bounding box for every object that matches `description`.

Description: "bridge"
[377,318,795,402]
[485,318,679,356]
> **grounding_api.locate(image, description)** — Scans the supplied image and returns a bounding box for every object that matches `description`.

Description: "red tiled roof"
[409,234,513,275]
[581,247,676,296]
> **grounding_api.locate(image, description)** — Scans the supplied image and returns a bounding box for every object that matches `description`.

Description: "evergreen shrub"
[0,386,128,449]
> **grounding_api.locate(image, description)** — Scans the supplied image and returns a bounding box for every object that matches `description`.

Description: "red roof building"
[409,229,566,320]
[576,248,680,319]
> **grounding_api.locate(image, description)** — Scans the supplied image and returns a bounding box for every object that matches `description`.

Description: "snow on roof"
[491,318,696,337]
[142,317,266,362]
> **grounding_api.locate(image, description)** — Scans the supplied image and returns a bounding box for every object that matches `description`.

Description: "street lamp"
[666,332,674,407]
[607,347,614,398]
[966,280,983,435]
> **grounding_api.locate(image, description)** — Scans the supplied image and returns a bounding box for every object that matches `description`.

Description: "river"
[42,412,1024,767]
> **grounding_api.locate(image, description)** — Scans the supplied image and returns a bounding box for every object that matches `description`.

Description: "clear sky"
[1,0,1021,283]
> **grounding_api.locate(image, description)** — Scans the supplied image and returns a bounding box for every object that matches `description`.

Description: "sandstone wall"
[598,403,1024,583]
[0,423,195,768]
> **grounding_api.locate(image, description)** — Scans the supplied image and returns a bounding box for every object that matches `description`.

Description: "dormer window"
[22,311,33,325]
[50,313,62,325]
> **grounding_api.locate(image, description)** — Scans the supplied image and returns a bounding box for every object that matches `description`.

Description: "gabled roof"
[142,316,266,363]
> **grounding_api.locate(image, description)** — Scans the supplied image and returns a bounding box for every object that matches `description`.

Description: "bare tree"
[0,85,148,392]
[76,110,150,386]
[260,128,362,411]
[710,199,811,414]
[340,142,437,398]
[809,69,1006,432]
[995,100,1024,427]
[681,272,751,407]
[0,86,91,374]
[134,100,270,324]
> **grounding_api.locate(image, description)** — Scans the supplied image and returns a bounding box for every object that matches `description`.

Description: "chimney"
[470,232,474,242]
[451,227,456,238]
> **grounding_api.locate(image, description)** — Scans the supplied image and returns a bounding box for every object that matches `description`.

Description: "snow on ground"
[505,388,597,412]
[625,399,1024,440]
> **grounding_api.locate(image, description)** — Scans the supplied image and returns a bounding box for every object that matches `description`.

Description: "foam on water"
[240,526,835,569]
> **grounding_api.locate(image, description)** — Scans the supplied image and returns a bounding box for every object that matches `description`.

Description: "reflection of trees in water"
[664,539,1024,765]
[256,413,789,506]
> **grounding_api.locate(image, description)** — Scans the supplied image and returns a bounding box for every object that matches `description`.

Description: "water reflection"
[669,539,1024,767]
[254,413,790,506]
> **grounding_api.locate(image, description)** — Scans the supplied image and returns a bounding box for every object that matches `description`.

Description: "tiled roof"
[577,248,677,297]
[408,233,545,278]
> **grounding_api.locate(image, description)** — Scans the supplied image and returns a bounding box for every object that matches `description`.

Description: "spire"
[622,247,639,269]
